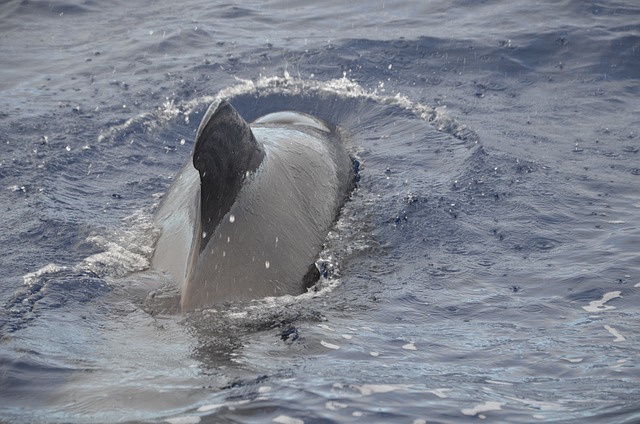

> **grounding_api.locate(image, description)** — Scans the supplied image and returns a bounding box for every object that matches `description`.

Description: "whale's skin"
[151,99,353,311]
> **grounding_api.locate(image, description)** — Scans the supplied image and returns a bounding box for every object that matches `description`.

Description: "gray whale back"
[152,99,353,311]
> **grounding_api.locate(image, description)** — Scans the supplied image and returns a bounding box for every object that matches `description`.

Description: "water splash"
[98,73,477,145]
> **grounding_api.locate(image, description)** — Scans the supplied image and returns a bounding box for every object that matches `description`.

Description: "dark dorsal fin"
[192,99,265,253]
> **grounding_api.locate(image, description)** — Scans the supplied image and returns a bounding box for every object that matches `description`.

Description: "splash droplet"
[202,231,207,239]
[265,260,270,269]
[229,214,235,223]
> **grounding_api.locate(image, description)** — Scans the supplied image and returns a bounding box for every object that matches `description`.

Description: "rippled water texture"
[1,0,639,423]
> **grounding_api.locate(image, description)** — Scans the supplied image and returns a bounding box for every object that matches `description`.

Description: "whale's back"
[152,101,353,310]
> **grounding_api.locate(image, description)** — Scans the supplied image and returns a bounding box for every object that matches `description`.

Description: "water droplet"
[229,214,235,223]
[275,236,279,247]
[222,251,226,257]
[265,260,270,269]
[180,138,185,145]
[202,231,207,239]
[227,236,230,243]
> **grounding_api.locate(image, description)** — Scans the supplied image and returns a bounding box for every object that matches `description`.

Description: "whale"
[151,99,354,311]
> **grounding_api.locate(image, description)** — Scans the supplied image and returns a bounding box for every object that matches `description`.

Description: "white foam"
[582,291,621,313]
[604,325,626,342]
[273,415,303,424]
[461,401,502,417]
[485,379,513,386]
[325,401,348,411]
[611,359,628,372]
[165,416,200,424]
[226,311,248,319]
[20,210,164,307]
[82,235,151,277]
[562,357,584,363]
[231,274,343,316]
[7,185,27,192]
[23,263,67,286]
[402,342,417,351]
[355,384,411,396]
[197,399,250,413]
[318,324,335,331]
[428,388,451,399]
[321,340,340,350]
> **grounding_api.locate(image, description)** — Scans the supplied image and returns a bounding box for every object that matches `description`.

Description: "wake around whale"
[151,99,354,311]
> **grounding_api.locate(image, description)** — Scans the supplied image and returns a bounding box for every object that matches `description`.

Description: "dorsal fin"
[192,99,265,253]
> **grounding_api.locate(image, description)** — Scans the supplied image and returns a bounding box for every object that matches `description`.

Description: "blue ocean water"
[1,0,639,422]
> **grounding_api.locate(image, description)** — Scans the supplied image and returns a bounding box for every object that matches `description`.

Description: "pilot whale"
[152,99,354,311]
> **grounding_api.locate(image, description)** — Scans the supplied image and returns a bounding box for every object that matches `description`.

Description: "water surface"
[1,1,639,422]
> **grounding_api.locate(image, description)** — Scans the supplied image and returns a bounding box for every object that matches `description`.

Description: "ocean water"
[1,0,639,422]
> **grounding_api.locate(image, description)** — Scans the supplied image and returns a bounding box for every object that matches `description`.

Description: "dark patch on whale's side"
[193,100,265,254]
